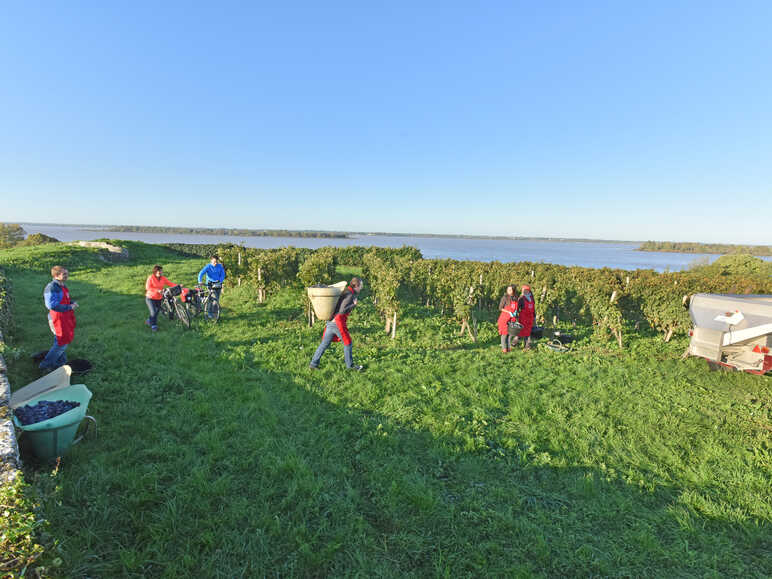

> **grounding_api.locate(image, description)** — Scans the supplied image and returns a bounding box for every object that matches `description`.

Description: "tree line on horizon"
[638,240,772,256]
[0,224,58,249]
[101,225,349,238]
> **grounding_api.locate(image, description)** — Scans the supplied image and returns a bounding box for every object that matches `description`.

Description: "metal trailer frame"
[688,293,772,375]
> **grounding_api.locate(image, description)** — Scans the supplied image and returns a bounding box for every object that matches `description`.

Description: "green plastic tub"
[12,384,93,461]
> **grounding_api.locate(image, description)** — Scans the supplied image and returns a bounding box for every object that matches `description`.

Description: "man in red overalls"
[309,277,364,371]
[40,265,78,370]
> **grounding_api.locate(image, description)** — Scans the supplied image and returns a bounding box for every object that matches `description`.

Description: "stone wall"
[0,268,20,481]
[0,326,20,483]
[72,241,129,261]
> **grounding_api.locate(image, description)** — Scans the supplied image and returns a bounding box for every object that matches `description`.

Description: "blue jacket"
[44,280,73,313]
[198,263,226,284]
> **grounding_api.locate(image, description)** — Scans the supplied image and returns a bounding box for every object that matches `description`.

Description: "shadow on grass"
[5,271,769,578]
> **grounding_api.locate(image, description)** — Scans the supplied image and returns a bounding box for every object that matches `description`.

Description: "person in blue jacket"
[197,255,226,317]
[40,265,79,370]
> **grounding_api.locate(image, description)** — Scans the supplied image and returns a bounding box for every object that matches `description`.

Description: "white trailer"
[688,293,772,374]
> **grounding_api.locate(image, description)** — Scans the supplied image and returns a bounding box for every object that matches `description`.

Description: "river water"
[21,224,765,272]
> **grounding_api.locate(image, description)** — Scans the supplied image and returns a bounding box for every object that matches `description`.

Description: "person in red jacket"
[39,265,78,370]
[309,277,364,371]
[145,265,178,332]
[497,285,518,352]
[513,284,536,350]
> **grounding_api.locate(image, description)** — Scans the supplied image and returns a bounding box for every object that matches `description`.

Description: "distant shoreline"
[95,225,349,239]
[14,223,770,250]
[637,241,772,256]
[17,222,637,243]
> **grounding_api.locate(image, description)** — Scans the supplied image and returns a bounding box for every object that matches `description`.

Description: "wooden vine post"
[257,267,265,302]
[608,291,623,347]
[478,273,484,311]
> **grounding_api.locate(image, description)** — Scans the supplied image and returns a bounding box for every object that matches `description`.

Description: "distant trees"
[689,254,772,277]
[104,225,348,238]
[639,241,772,256]
[0,225,59,249]
[0,224,25,248]
[18,233,59,247]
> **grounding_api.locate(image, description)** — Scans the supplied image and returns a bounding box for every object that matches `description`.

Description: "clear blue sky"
[2,1,771,243]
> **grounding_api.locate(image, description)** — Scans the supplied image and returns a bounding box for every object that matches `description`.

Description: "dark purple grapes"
[13,400,81,426]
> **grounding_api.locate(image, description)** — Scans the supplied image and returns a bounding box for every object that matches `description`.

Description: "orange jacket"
[145,275,175,300]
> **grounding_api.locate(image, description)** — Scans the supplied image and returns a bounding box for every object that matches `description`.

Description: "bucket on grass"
[67,358,93,376]
[10,365,72,407]
[507,321,523,336]
[30,352,93,375]
[307,281,347,320]
[553,331,574,344]
[10,366,96,462]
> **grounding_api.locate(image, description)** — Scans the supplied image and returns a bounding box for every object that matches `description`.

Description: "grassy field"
[2,242,770,577]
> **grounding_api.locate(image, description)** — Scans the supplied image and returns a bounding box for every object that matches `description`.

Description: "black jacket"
[332,287,357,318]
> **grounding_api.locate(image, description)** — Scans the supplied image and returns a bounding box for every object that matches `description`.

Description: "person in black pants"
[144,265,177,331]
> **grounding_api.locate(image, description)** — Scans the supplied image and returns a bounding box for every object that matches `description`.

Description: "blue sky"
[1,1,771,243]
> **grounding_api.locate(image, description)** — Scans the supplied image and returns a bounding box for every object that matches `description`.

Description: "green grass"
[2,242,771,577]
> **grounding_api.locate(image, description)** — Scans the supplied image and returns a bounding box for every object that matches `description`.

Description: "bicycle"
[186,282,222,322]
[159,285,191,329]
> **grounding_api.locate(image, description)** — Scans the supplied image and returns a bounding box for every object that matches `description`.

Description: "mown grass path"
[3,244,771,577]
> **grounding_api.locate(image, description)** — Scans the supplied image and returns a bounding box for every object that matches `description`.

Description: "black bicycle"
[186,282,222,322]
[160,285,191,329]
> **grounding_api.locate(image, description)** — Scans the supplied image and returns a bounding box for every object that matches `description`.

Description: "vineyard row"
[164,243,772,346]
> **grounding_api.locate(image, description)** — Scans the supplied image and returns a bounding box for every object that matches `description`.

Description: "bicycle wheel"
[174,299,191,329]
[184,295,199,320]
[190,294,202,317]
[185,302,198,321]
[209,300,220,322]
[160,298,173,320]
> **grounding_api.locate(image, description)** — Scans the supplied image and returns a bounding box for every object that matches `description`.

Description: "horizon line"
[8,221,772,247]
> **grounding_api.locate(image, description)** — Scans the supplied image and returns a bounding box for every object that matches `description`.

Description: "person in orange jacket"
[40,265,78,370]
[145,265,178,331]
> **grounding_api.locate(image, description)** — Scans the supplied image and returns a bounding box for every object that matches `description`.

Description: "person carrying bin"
[309,277,364,371]
[40,265,78,370]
